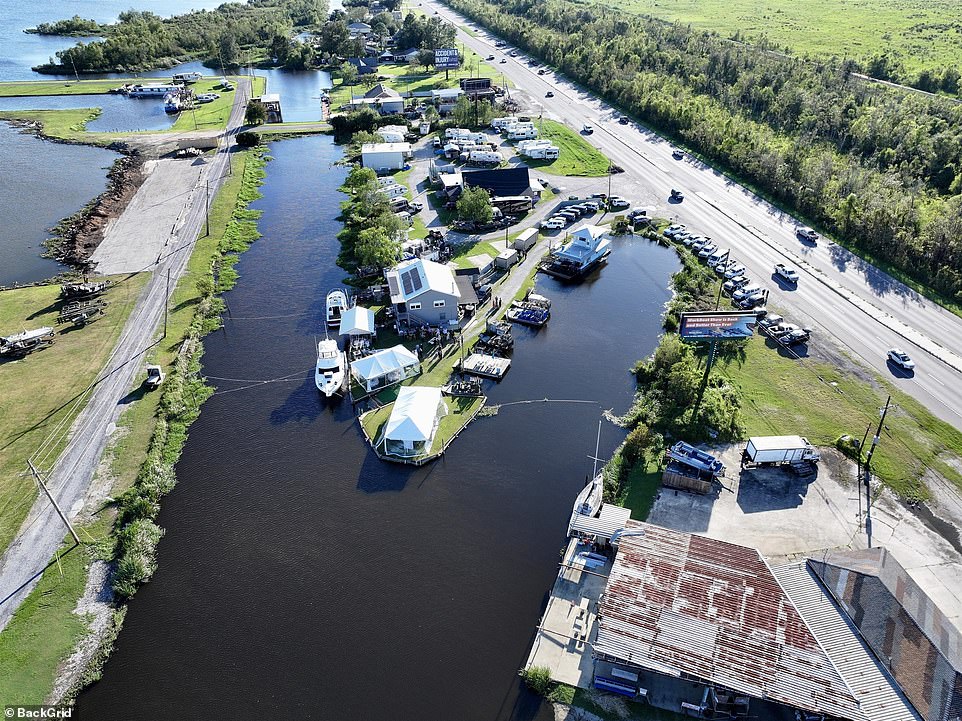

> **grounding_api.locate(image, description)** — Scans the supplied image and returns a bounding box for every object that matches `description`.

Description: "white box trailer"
[526,145,559,159]
[491,116,519,130]
[508,127,538,140]
[744,436,820,465]
[467,150,503,164]
[445,127,472,139]
[517,139,553,152]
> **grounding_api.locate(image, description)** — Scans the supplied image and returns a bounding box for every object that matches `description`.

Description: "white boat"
[314,339,346,397]
[326,288,348,328]
[572,474,604,518]
[163,92,181,113]
[127,83,180,97]
[173,71,202,84]
[542,225,611,279]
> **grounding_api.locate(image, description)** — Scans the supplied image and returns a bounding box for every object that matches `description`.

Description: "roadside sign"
[435,48,460,70]
[679,311,757,340]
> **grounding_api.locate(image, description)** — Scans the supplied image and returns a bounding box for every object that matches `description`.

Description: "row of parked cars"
[755,313,812,347]
[539,194,631,230]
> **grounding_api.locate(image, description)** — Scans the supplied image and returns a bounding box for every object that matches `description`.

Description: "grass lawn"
[0,149,259,704]
[619,457,663,519]
[610,0,962,78]
[521,120,610,177]
[360,395,484,458]
[451,239,501,269]
[716,338,962,499]
[0,275,149,557]
[0,108,105,144]
[168,76,266,133]
[0,79,138,97]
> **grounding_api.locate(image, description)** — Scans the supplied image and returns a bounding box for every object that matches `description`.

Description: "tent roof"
[385,386,444,442]
[339,305,375,336]
[351,344,418,380]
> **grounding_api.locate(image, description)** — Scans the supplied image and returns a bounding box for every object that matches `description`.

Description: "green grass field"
[0,108,104,143]
[606,0,962,76]
[518,119,610,177]
[0,79,132,97]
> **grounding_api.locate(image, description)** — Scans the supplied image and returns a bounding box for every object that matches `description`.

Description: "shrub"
[519,665,552,696]
[236,130,261,147]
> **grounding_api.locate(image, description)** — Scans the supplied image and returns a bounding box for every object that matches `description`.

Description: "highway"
[428,0,962,432]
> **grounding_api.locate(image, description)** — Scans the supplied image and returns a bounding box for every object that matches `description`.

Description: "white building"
[382,386,448,458]
[385,258,461,327]
[351,344,420,392]
[361,142,413,171]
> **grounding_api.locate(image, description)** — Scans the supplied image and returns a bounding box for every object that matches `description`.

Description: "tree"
[218,31,240,67]
[456,186,493,223]
[345,165,377,191]
[245,101,267,125]
[452,95,494,128]
[338,60,358,86]
[417,48,435,71]
[355,226,401,269]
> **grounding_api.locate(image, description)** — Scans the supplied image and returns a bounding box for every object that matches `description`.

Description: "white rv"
[467,150,503,164]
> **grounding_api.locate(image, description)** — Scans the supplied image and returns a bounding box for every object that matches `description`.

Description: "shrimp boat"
[326,288,348,328]
[314,338,346,396]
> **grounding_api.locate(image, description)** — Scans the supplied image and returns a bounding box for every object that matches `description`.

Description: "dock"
[459,353,511,379]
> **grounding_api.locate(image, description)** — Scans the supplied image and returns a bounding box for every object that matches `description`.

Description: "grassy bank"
[0,275,149,556]
[521,119,610,177]
[0,79,133,97]
[0,148,266,706]
[0,108,105,143]
[360,395,485,459]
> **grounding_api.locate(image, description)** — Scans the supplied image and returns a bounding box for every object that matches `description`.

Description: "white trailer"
[445,127,472,139]
[467,150,503,164]
[517,139,552,152]
[508,127,538,140]
[525,145,559,159]
[491,116,519,130]
[743,436,820,465]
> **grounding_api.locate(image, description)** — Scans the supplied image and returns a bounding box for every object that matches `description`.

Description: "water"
[0,123,118,285]
[240,67,333,122]
[76,135,679,720]
[0,94,177,133]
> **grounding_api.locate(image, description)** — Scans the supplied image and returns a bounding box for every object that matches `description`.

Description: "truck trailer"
[743,436,820,465]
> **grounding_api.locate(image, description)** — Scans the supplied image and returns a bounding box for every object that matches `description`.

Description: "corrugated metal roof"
[568,504,631,539]
[594,522,864,720]
[772,562,921,721]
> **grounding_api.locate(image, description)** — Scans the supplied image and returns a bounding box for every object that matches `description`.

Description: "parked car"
[774,263,799,283]
[671,149,685,160]
[758,314,784,330]
[736,293,767,309]
[714,258,739,275]
[582,200,600,212]
[697,243,718,258]
[679,233,698,246]
[627,208,648,220]
[706,250,730,267]
[690,237,711,251]
[723,263,747,279]
[768,322,800,338]
[796,226,819,244]
[663,224,685,238]
[887,348,915,370]
[732,284,762,301]
[409,201,423,213]
[778,328,811,346]
[723,275,751,294]
[541,217,565,230]
[608,196,630,209]
[670,188,684,201]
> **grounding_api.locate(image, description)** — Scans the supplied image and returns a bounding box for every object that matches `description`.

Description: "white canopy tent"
[351,344,420,392]
[338,305,376,337]
[383,386,447,456]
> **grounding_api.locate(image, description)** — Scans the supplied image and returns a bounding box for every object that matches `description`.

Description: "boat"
[0,326,55,357]
[326,288,348,328]
[573,422,605,518]
[314,339,346,397]
[127,83,180,97]
[506,304,549,327]
[173,71,202,84]
[525,292,551,309]
[539,225,611,280]
[163,92,181,113]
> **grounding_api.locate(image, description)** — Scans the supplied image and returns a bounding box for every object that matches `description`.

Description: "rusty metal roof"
[595,522,865,720]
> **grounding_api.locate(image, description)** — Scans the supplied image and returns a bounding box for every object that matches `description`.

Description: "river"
[74,135,679,720]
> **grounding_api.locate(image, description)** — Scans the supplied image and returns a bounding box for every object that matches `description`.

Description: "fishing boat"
[314,339,346,397]
[506,303,549,327]
[163,92,181,113]
[173,71,202,84]
[326,288,348,328]
[539,225,611,280]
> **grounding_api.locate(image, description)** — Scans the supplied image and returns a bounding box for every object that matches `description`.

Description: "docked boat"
[326,288,348,328]
[506,303,549,327]
[173,71,202,84]
[525,293,551,309]
[163,92,181,113]
[314,339,346,397]
[572,474,604,518]
[540,225,611,280]
[127,83,180,97]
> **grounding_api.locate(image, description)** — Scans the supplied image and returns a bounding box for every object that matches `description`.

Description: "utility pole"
[607,160,612,200]
[856,424,871,528]
[205,179,210,236]
[164,268,171,339]
[862,395,892,548]
[28,461,80,545]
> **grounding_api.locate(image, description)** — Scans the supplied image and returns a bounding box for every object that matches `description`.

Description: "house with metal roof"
[384,258,461,328]
[350,344,420,393]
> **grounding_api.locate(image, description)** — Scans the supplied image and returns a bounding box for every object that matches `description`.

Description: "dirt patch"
[46,154,148,268]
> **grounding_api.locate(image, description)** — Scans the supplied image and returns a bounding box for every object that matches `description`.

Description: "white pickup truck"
[774,263,799,283]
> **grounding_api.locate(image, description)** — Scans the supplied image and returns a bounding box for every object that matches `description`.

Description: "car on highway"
[662,224,685,238]
[582,123,593,134]
[671,149,685,160]
[509,50,518,57]
[887,348,915,371]
[723,275,751,294]
[495,41,506,47]
[774,263,799,283]
[486,54,495,60]
[500,58,507,63]
[608,196,630,209]
[538,69,547,75]
[670,188,684,201]
[619,116,630,125]
[796,226,819,244]
[545,91,554,97]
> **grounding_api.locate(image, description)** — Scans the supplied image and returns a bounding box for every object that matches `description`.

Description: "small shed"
[351,344,420,392]
[512,227,538,252]
[338,306,376,337]
[495,249,519,269]
[382,386,448,458]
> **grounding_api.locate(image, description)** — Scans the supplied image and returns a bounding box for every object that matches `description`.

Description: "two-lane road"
[430,0,962,430]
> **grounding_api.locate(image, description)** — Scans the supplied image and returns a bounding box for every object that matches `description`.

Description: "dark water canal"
[75,135,679,720]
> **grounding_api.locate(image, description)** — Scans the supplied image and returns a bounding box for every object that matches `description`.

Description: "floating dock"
[460,353,511,379]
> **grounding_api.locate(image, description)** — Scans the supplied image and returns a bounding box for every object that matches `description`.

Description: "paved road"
[0,80,251,631]
[428,0,962,431]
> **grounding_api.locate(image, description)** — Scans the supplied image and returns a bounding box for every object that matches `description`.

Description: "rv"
[491,116,519,130]
[467,150,503,165]
[508,127,538,140]
[525,145,559,160]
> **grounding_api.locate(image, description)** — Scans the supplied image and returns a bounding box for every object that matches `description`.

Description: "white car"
[713,258,737,274]
[887,348,915,370]
[690,236,711,251]
[724,263,747,279]
[723,275,750,293]
[608,196,630,209]
[706,250,730,267]
[582,124,593,134]
[774,263,799,283]
[662,224,685,238]
[697,243,718,258]
[796,226,818,243]
[540,218,565,230]
[732,284,762,301]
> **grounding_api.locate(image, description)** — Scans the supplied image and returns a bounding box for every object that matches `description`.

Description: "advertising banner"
[435,48,460,69]
[678,311,757,340]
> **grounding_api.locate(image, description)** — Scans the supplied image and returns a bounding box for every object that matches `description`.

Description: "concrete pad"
[647,444,962,634]
[90,158,209,275]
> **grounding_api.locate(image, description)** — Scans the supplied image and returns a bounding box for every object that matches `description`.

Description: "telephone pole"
[862,395,892,548]
[28,461,80,545]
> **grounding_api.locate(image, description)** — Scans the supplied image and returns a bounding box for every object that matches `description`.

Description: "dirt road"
[0,79,251,631]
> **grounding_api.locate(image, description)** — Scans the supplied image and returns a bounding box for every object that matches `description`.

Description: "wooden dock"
[459,353,511,379]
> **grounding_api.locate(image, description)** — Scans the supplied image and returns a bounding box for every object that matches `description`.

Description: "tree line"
[444,0,962,302]
[34,0,328,74]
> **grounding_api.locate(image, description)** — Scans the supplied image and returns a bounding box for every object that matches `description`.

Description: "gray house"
[385,258,461,328]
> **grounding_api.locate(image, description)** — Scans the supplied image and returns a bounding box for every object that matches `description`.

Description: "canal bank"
[73,134,680,720]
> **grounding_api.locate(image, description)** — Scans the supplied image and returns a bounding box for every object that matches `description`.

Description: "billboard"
[435,48,460,70]
[678,311,758,340]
